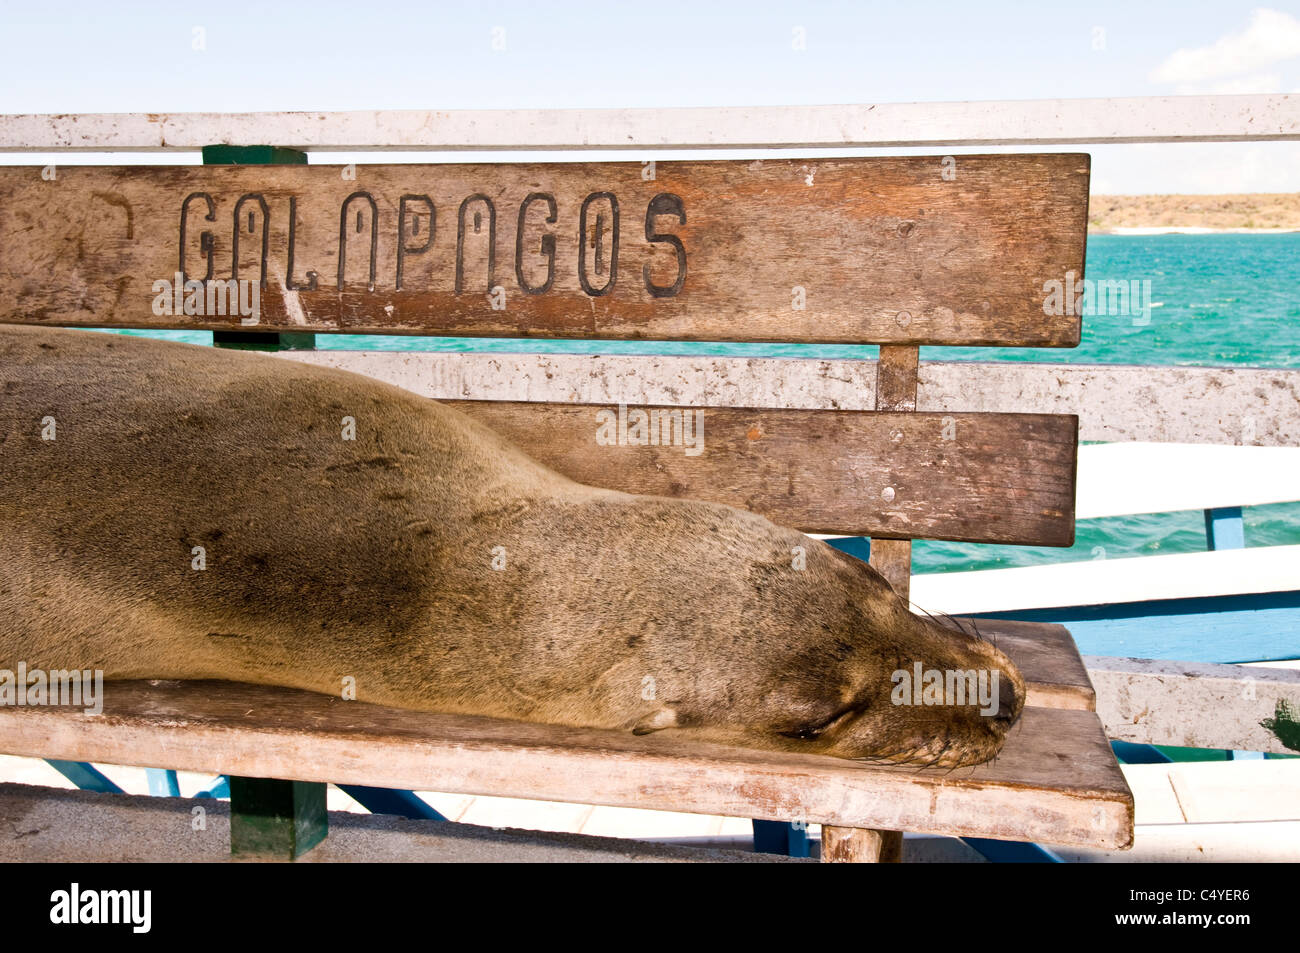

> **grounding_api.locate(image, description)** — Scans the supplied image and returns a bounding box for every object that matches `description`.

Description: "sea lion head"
[751,561,1027,769]
[612,503,1026,769]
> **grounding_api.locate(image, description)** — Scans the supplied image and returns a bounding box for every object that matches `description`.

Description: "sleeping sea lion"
[0,325,1023,767]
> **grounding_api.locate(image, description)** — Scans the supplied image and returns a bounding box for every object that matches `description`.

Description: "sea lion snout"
[811,630,1026,768]
[731,545,1030,769]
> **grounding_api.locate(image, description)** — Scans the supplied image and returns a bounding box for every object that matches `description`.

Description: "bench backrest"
[0,152,1090,598]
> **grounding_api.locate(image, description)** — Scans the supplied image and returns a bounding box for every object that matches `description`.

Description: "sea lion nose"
[994,676,1022,726]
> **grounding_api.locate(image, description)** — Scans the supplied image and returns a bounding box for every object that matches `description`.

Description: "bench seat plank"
[951,619,1095,711]
[0,680,1130,849]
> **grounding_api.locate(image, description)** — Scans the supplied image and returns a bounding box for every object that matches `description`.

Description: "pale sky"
[3,0,1300,193]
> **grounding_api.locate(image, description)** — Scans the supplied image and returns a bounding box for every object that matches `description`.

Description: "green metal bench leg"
[205,143,314,353]
[209,144,327,862]
[228,777,328,860]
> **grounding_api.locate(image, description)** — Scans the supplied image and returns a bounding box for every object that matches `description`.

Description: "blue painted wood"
[752,820,810,857]
[195,776,230,799]
[824,536,871,563]
[45,761,124,794]
[973,590,1300,663]
[1227,750,1266,760]
[1205,506,1246,551]
[338,785,447,821]
[146,768,180,797]
[1111,740,1174,764]
[961,838,1062,862]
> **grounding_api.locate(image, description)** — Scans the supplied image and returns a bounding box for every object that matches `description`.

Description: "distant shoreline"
[1089,193,1300,234]
[1098,225,1300,235]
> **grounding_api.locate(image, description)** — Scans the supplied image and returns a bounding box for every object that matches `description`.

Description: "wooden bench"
[0,131,1133,860]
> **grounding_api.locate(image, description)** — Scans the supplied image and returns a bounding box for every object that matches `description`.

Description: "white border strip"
[2,96,1297,152]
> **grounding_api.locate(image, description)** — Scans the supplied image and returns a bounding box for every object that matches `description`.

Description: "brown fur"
[0,325,1024,766]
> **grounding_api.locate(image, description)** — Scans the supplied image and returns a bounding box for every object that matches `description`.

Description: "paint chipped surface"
[1261,699,1300,752]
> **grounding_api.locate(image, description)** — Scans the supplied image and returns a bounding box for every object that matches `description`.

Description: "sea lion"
[0,325,1024,768]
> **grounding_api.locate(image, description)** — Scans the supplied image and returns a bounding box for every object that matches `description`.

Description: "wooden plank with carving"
[0,679,1134,849]
[0,155,1087,346]
[452,402,1077,545]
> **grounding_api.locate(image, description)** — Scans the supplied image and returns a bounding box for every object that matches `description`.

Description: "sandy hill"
[1089,194,1300,233]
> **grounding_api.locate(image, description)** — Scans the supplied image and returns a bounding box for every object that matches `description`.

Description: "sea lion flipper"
[631,708,680,735]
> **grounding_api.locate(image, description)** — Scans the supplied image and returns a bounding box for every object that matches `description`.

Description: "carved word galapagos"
[178,190,687,298]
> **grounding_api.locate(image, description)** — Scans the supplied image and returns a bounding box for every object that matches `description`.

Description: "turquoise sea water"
[112,234,1300,574]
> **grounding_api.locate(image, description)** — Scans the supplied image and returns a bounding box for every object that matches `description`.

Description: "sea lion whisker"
[895,749,930,767]
[965,616,999,651]
[925,729,955,768]
[913,603,993,648]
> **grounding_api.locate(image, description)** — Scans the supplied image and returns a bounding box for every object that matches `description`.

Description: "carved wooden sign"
[0,155,1088,345]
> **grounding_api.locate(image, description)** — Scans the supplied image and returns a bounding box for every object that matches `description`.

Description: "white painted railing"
[1076,444,1300,519]
[1,94,1297,152]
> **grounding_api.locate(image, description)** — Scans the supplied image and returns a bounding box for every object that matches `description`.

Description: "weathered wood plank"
[452,402,1077,545]
[0,156,1087,346]
[869,345,918,593]
[0,97,1294,151]
[875,346,919,414]
[950,619,1095,711]
[0,680,1133,848]
[1087,656,1300,755]
[821,827,903,863]
[276,353,1300,448]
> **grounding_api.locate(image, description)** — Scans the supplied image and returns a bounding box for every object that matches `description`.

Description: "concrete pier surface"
[0,782,804,863]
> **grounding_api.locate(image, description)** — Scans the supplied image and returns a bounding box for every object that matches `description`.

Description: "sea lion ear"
[632,708,680,735]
